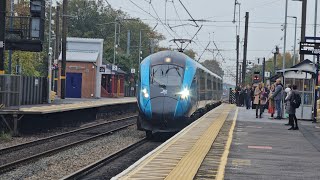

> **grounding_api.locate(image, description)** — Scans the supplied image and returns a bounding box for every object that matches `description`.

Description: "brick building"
[58,38,104,98]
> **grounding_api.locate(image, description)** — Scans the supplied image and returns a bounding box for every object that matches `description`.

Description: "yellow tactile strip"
[116,104,235,180]
[16,97,136,113]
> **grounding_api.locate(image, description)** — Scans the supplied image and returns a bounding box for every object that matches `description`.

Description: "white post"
[314,0,318,63]
[283,0,288,70]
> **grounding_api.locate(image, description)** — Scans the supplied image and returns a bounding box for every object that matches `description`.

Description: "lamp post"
[283,0,289,70]
[288,16,297,66]
[292,0,307,62]
[314,0,318,63]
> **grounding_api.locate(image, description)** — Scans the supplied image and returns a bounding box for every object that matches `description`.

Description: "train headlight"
[142,88,149,98]
[179,88,190,99]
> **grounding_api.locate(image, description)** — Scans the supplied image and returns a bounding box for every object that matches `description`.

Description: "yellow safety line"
[120,105,227,179]
[215,107,239,180]
[165,105,234,180]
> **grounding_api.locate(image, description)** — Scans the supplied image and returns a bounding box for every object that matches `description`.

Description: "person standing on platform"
[285,85,299,130]
[268,84,276,119]
[235,86,241,106]
[254,83,266,118]
[244,85,252,109]
[271,79,283,119]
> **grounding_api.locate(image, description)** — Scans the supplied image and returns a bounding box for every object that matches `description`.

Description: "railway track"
[0,115,137,174]
[61,138,161,180]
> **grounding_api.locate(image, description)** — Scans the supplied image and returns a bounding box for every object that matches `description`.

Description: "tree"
[67,0,164,77]
[183,49,197,59]
[201,59,224,77]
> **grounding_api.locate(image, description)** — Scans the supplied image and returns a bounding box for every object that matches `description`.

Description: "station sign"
[265,71,270,78]
[99,66,106,73]
[300,42,320,55]
[131,68,136,74]
[112,65,118,71]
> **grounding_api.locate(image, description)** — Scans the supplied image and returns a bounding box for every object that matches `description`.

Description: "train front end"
[137,51,197,135]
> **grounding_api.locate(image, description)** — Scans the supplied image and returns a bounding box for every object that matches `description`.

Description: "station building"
[57,37,103,98]
[57,37,128,99]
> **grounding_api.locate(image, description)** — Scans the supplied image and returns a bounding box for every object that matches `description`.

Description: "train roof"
[147,50,222,80]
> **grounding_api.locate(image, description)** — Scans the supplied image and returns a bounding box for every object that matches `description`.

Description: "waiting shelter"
[100,64,127,98]
[276,59,315,120]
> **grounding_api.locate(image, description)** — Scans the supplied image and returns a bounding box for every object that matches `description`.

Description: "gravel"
[0,126,145,180]
[0,113,137,150]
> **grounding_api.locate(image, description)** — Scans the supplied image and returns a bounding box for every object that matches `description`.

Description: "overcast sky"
[109,0,319,85]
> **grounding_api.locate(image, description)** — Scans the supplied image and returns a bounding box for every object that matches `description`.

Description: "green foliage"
[0,131,12,141]
[67,0,164,77]
[183,49,197,59]
[4,51,46,76]
[244,52,296,85]
[201,59,224,77]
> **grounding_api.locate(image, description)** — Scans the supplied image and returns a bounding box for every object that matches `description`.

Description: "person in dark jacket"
[235,86,241,106]
[244,85,252,109]
[271,79,284,119]
[285,85,299,130]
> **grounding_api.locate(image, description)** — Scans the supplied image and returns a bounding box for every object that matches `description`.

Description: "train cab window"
[150,65,184,86]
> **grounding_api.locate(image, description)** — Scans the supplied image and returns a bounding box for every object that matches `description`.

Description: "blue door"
[66,73,82,98]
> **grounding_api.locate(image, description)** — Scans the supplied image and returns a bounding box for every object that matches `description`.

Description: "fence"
[0,75,47,108]
[124,85,136,97]
[229,88,236,104]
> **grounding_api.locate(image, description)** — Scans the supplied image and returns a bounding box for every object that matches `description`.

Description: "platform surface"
[112,104,237,180]
[0,97,136,114]
[225,107,320,180]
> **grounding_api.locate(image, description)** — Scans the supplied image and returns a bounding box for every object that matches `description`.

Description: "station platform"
[0,97,136,135]
[225,107,320,180]
[113,105,320,180]
[112,103,238,179]
[0,97,136,115]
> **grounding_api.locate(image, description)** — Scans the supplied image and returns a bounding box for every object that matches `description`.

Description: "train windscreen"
[150,65,184,87]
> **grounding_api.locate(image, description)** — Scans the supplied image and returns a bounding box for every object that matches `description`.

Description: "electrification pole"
[0,0,6,75]
[8,0,14,74]
[262,58,266,83]
[283,0,289,70]
[236,35,240,86]
[301,0,307,62]
[61,0,68,99]
[314,0,318,63]
[47,0,53,103]
[139,30,142,65]
[54,4,60,93]
[273,46,279,76]
[242,12,249,86]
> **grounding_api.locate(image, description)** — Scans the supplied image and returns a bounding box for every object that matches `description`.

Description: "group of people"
[235,79,300,130]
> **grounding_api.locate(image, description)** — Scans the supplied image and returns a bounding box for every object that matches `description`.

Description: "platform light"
[179,88,190,99]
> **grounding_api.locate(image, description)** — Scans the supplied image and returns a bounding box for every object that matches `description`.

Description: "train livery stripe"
[139,57,152,119]
[174,58,197,117]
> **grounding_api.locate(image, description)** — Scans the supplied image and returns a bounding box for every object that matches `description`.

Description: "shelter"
[100,64,128,97]
[58,37,104,98]
[276,59,315,120]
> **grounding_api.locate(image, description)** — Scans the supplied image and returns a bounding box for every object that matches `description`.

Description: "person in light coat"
[254,83,267,118]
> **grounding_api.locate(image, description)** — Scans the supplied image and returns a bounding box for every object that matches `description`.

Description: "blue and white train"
[137,50,223,138]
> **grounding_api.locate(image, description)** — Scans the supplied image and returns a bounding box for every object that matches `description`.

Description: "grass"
[0,131,12,141]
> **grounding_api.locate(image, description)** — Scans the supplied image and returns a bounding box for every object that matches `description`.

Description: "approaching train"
[137,50,223,138]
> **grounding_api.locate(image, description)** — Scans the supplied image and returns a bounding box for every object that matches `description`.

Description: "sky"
[108,0,319,85]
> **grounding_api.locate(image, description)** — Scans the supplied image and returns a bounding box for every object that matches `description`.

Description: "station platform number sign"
[300,42,320,55]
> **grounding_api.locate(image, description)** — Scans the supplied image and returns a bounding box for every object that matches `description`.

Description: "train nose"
[151,96,177,122]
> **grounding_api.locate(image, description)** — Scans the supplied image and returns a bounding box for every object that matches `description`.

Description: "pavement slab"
[225,107,320,180]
